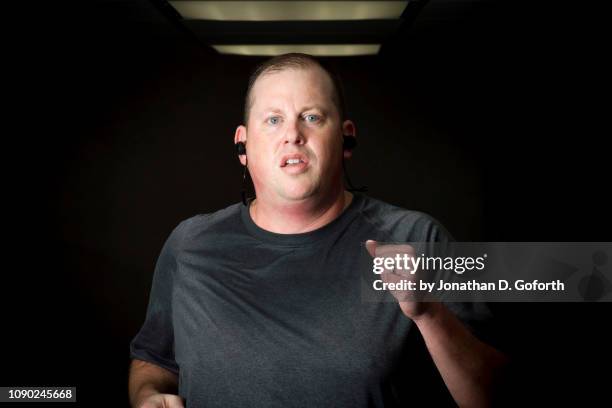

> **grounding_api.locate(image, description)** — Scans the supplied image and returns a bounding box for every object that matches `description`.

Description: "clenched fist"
[366,240,439,320]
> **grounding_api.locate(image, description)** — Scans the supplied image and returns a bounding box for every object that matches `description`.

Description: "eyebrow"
[259,106,328,115]
[260,108,284,115]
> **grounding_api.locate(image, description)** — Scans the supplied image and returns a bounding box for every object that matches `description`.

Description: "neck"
[249,189,353,234]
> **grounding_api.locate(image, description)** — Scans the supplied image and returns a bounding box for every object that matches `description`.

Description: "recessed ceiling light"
[170,1,409,21]
[211,44,381,56]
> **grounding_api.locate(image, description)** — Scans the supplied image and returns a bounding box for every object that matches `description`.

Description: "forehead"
[250,66,335,110]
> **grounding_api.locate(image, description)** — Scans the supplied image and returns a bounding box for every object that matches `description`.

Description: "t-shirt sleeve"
[129,220,189,374]
[413,213,508,355]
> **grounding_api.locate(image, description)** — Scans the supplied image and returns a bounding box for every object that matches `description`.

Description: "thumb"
[365,240,377,258]
[165,395,185,408]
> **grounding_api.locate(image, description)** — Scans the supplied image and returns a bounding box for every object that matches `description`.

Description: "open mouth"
[280,153,309,168]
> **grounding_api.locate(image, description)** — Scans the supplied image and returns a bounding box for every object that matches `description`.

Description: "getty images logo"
[372,253,488,275]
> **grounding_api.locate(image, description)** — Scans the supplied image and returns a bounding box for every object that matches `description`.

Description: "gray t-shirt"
[130,193,496,407]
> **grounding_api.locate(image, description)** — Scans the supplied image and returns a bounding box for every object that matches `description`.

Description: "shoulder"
[357,194,454,243]
[169,202,243,247]
[179,202,243,235]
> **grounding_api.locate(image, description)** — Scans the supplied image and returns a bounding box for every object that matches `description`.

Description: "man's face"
[241,66,346,203]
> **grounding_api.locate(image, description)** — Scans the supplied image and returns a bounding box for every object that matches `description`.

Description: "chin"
[279,182,319,201]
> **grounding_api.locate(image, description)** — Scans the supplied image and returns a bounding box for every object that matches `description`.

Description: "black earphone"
[236,135,365,205]
[235,135,356,156]
[342,135,357,151]
[235,141,247,156]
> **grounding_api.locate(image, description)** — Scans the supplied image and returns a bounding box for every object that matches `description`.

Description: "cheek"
[249,146,277,176]
[317,140,343,166]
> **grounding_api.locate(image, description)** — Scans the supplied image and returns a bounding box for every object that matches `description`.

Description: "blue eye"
[268,116,280,125]
[305,114,319,122]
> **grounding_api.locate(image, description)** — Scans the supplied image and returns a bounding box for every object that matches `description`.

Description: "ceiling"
[62,0,498,59]
[148,0,432,56]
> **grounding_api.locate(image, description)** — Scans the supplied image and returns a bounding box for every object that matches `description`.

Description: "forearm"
[129,359,179,407]
[414,303,508,407]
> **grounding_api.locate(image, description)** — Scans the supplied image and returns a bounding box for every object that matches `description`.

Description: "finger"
[381,272,417,302]
[366,241,416,260]
[373,243,416,258]
[365,240,377,258]
[166,395,185,408]
[381,271,403,284]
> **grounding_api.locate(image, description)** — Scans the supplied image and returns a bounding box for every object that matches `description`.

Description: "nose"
[283,120,305,146]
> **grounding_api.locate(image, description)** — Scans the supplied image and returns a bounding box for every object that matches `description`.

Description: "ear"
[342,120,356,159]
[234,125,247,166]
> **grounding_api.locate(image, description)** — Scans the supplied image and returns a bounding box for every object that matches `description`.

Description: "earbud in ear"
[235,141,247,156]
[342,135,357,151]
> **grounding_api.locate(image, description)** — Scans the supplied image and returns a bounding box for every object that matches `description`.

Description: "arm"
[130,221,189,407]
[128,359,184,408]
[365,241,508,407]
[413,302,509,407]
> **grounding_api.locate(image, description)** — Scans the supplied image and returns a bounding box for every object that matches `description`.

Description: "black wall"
[5,0,609,406]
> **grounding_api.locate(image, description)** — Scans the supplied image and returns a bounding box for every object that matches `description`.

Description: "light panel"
[170,1,409,21]
[211,44,381,56]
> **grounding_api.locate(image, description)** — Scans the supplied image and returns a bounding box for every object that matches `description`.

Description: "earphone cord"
[343,159,368,192]
[241,161,249,206]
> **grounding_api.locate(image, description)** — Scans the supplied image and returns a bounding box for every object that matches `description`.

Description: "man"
[129,53,508,408]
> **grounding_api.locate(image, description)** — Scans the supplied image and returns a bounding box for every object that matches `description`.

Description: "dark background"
[5,0,610,406]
